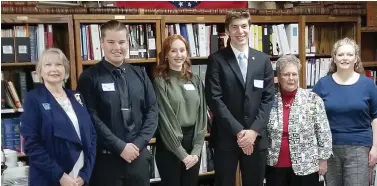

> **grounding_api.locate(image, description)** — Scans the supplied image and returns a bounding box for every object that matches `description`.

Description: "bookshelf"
[299,16,360,88]
[1,14,76,89]
[73,14,162,79]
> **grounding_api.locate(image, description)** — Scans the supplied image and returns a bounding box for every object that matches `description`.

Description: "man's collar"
[230,43,249,59]
[101,57,127,72]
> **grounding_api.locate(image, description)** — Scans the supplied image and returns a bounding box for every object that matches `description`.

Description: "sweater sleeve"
[153,77,188,161]
[190,76,208,157]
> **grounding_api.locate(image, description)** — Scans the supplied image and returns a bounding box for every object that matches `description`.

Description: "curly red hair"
[156,34,193,82]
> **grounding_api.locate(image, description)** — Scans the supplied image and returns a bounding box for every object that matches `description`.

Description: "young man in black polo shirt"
[77,20,158,186]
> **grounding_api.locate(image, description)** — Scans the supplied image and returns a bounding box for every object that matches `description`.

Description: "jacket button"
[245,98,248,103]
[245,116,248,120]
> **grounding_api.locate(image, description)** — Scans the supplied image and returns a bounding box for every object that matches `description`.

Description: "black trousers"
[265,166,320,186]
[89,148,151,186]
[155,126,201,186]
[214,143,267,186]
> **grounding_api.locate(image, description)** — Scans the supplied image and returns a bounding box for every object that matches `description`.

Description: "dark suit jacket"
[205,46,275,150]
[20,85,97,186]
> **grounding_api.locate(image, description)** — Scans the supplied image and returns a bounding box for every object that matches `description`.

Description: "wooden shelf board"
[164,15,299,23]
[190,57,208,60]
[304,16,358,23]
[82,58,157,65]
[1,108,24,114]
[361,27,377,33]
[363,61,377,67]
[74,14,162,21]
[306,54,332,57]
[1,14,71,23]
[1,62,36,67]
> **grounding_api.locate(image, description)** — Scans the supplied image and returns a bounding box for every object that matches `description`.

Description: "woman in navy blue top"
[313,38,377,186]
[20,48,96,186]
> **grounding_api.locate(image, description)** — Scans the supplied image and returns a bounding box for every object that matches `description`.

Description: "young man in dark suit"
[205,10,275,186]
[77,20,158,186]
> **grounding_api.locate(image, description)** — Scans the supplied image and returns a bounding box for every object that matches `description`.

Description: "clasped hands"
[59,174,84,186]
[121,143,140,163]
[237,129,258,155]
[183,155,199,170]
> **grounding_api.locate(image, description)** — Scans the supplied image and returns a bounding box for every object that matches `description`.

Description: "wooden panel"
[361,32,377,62]
[363,61,377,67]
[163,15,299,23]
[361,27,377,32]
[1,14,71,23]
[74,14,163,20]
[1,62,36,67]
[304,16,359,23]
[299,16,306,88]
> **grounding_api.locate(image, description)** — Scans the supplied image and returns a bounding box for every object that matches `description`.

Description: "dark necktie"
[113,68,134,132]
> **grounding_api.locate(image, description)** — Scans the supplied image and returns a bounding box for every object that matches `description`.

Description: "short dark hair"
[224,10,252,32]
[100,20,129,40]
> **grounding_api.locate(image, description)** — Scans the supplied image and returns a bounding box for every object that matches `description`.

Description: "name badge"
[254,79,264,88]
[102,83,115,91]
[183,84,195,90]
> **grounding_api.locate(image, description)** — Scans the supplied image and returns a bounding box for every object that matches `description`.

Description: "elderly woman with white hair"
[20,48,96,186]
[265,55,332,186]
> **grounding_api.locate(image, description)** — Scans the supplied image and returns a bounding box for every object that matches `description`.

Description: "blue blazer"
[20,85,96,186]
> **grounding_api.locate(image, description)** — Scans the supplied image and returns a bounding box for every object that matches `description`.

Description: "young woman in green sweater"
[153,34,208,186]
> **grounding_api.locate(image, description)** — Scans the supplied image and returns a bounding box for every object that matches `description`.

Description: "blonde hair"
[36,48,70,83]
[327,37,364,75]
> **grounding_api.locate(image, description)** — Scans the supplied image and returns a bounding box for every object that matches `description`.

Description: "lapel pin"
[252,57,255,60]
[74,93,84,106]
[42,103,51,110]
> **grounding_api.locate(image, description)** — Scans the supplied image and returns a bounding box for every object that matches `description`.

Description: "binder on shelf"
[1,37,15,63]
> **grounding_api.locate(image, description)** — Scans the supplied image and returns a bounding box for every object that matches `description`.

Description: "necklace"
[283,99,294,109]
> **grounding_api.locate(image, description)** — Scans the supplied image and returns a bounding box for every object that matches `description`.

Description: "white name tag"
[102,83,115,91]
[183,84,196,90]
[254,79,264,88]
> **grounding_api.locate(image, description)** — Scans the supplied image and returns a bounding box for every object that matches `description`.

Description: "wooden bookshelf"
[1,14,76,89]
[361,27,377,66]
[73,15,162,80]
[300,15,360,88]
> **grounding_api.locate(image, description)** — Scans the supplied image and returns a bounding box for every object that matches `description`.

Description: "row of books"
[1,71,40,110]
[165,24,219,57]
[1,24,53,63]
[79,23,157,61]
[165,23,300,58]
[306,58,332,88]
[1,117,24,153]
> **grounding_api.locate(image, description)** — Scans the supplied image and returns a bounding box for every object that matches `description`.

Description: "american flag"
[169,1,201,8]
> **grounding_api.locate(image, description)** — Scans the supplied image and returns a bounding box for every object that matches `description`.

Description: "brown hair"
[327,37,364,75]
[157,34,193,82]
[100,20,129,40]
[224,10,252,32]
